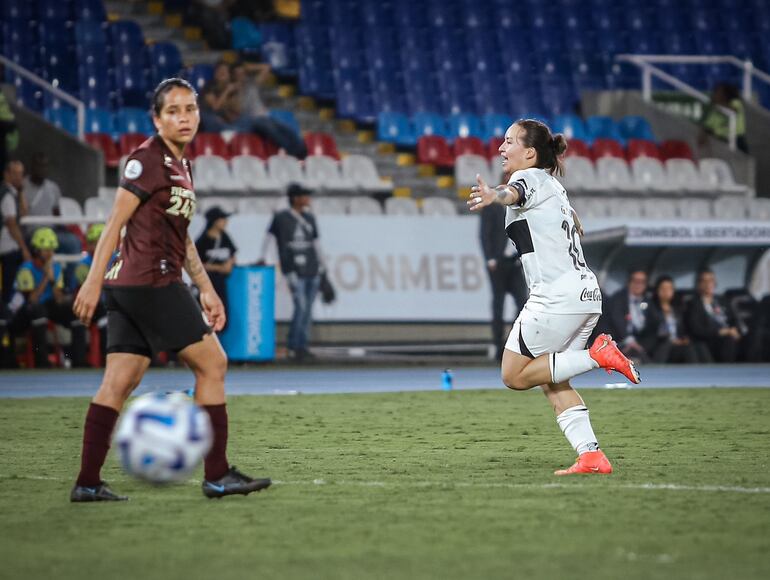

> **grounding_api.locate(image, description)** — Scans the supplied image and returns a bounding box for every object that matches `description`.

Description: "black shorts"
[103,283,212,358]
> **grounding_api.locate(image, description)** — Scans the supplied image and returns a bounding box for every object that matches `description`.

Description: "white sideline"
[3,474,770,494]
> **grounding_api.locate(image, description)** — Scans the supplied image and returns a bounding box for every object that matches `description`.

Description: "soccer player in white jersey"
[468,119,640,475]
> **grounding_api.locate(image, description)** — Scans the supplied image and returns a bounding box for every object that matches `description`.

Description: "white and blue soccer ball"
[114,392,213,483]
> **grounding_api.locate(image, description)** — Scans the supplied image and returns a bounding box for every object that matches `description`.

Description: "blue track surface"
[0,364,768,398]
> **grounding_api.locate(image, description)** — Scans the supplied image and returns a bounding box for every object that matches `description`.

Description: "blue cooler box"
[219,266,275,361]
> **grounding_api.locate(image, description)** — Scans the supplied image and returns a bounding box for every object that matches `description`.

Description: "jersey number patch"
[561,220,586,270]
[166,187,196,221]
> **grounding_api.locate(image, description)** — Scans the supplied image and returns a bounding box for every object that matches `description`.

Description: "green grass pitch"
[1,388,769,580]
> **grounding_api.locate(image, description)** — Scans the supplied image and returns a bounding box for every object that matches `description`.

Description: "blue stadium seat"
[618,116,656,142]
[38,0,73,22]
[585,116,625,145]
[74,20,107,46]
[85,108,114,134]
[2,0,32,22]
[110,20,144,50]
[114,107,153,135]
[482,114,513,141]
[412,112,448,138]
[147,42,183,85]
[336,89,375,123]
[44,108,78,135]
[73,0,107,22]
[448,113,483,139]
[378,112,416,147]
[185,64,214,93]
[552,115,589,143]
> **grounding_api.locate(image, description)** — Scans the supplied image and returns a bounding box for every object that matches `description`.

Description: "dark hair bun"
[552,133,568,156]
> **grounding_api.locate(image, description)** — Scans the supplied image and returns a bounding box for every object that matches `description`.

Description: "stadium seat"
[377,112,416,147]
[230,155,283,194]
[85,133,120,168]
[569,196,609,219]
[627,139,661,161]
[455,154,498,188]
[643,198,680,219]
[267,155,311,189]
[185,64,214,93]
[677,198,712,220]
[229,133,269,159]
[147,42,183,85]
[348,196,383,215]
[384,197,419,215]
[236,196,278,214]
[191,133,229,159]
[487,137,504,160]
[585,116,625,145]
[59,197,84,219]
[749,198,770,221]
[608,198,645,219]
[552,115,589,142]
[304,155,356,192]
[714,196,749,220]
[98,187,117,203]
[85,108,114,135]
[192,155,244,194]
[421,197,456,216]
[84,197,111,220]
[659,140,694,161]
[110,20,145,50]
[453,137,486,158]
[340,155,393,193]
[631,158,679,193]
[197,196,238,214]
[564,138,591,159]
[114,108,153,136]
[417,136,454,168]
[561,157,607,192]
[312,197,348,215]
[591,138,626,160]
[119,133,149,158]
[447,114,483,139]
[596,157,639,192]
[412,113,449,138]
[698,158,749,196]
[665,159,709,194]
[304,132,340,160]
[481,114,513,141]
[44,108,78,135]
[618,116,656,142]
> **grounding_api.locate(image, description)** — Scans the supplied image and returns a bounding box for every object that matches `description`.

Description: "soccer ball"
[114,392,213,483]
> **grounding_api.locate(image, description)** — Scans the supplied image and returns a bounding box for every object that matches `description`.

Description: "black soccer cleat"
[70,482,128,502]
[201,466,271,499]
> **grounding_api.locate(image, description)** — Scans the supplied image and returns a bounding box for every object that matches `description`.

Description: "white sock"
[549,350,599,384]
[556,405,600,455]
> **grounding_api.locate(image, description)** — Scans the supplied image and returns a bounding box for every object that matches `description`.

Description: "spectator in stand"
[642,276,699,363]
[601,269,652,363]
[0,160,31,305]
[0,92,19,172]
[22,152,81,255]
[699,82,748,154]
[9,227,86,367]
[195,207,237,330]
[685,269,742,362]
[200,61,237,131]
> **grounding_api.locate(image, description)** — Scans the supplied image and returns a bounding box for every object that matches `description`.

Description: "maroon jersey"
[105,136,197,287]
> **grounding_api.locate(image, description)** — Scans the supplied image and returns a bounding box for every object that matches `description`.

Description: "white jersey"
[504,167,602,314]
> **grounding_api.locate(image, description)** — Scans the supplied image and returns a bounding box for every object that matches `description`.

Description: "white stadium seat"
[607,198,645,218]
[421,197,456,216]
[455,154,495,187]
[570,196,609,219]
[677,198,712,219]
[312,197,348,215]
[665,159,709,194]
[230,155,282,194]
[561,157,607,192]
[84,197,111,219]
[59,197,83,218]
[348,196,383,215]
[384,197,419,215]
[643,198,679,219]
[714,196,748,220]
[267,155,310,189]
[631,158,678,193]
[304,155,356,193]
[699,158,749,196]
[192,155,244,194]
[98,187,116,203]
[749,198,770,220]
[341,155,393,193]
[596,157,638,192]
[196,196,237,215]
[236,196,278,214]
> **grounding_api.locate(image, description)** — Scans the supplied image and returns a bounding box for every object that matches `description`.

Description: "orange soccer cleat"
[589,333,641,384]
[554,450,613,476]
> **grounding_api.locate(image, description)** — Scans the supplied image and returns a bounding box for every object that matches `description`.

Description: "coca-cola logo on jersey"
[580,288,601,302]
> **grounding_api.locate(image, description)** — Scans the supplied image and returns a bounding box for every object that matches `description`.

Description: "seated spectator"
[685,269,742,363]
[1,159,31,305]
[699,82,748,153]
[642,276,699,363]
[195,207,237,330]
[9,227,86,367]
[22,152,81,255]
[601,269,652,363]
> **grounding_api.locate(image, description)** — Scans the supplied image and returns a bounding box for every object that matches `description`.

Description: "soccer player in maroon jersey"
[70,78,271,501]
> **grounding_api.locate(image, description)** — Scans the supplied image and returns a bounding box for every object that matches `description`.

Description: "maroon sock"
[203,404,230,481]
[76,403,119,487]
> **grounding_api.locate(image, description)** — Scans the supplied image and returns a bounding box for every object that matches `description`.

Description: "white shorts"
[505,308,600,358]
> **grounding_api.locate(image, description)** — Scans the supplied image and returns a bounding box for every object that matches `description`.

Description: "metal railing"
[0,54,86,140]
[616,55,770,151]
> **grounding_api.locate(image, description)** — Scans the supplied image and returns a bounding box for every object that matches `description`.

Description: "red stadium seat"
[304,132,340,159]
[119,133,149,158]
[487,136,504,160]
[229,133,268,159]
[191,132,229,159]
[627,139,662,161]
[417,135,454,168]
[591,138,626,160]
[564,138,591,159]
[453,136,486,157]
[659,139,694,161]
[85,133,120,168]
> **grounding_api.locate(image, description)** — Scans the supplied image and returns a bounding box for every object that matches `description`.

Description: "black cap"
[205,206,231,227]
[287,183,313,198]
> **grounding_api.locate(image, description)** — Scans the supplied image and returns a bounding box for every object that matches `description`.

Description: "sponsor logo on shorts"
[580,288,602,302]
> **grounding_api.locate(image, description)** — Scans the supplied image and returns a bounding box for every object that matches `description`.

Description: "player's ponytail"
[516,119,568,177]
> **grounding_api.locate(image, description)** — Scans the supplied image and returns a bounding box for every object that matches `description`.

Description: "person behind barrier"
[195,206,237,329]
[0,159,31,305]
[9,227,86,368]
[685,269,742,362]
